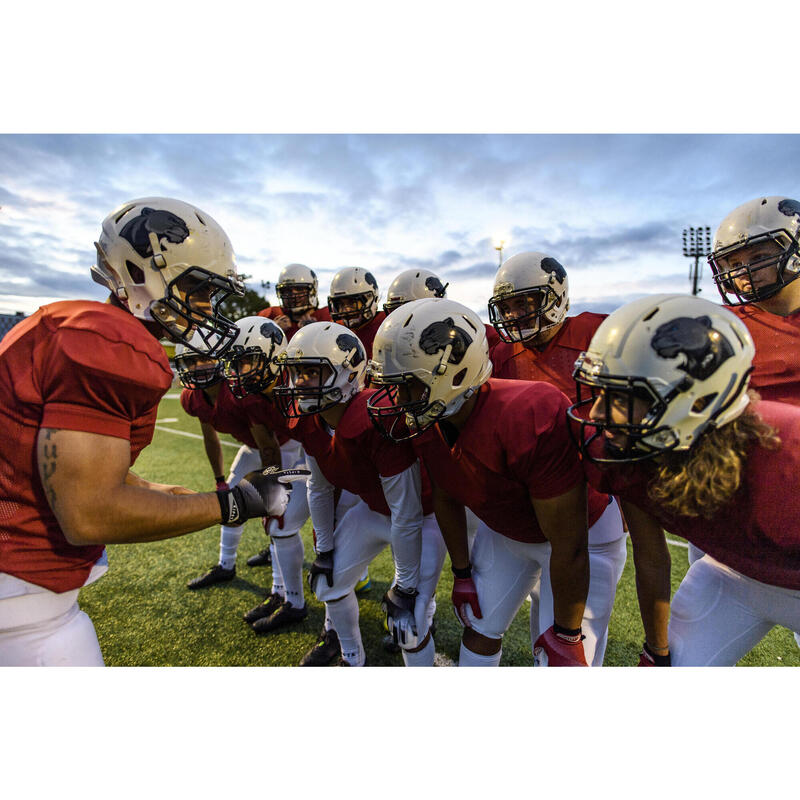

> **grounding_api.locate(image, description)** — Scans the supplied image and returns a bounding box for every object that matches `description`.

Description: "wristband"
[214,474,225,484]
[452,564,472,579]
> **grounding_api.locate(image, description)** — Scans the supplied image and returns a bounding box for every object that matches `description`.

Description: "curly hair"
[647,393,780,519]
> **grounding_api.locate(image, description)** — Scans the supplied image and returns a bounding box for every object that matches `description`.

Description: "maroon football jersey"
[730,305,800,406]
[0,300,172,592]
[490,312,606,402]
[237,391,292,446]
[413,379,602,544]
[180,381,262,449]
[257,305,332,342]
[583,400,800,589]
[348,311,386,359]
[288,389,431,516]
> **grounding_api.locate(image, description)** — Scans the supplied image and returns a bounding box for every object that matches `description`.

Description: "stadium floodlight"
[493,236,506,267]
[682,226,712,296]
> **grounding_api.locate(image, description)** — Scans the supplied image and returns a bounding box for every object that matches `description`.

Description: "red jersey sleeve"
[38,318,171,441]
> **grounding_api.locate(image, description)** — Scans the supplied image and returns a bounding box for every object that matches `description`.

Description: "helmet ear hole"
[691,393,717,413]
[452,367,468,387]
[126,260,146,285]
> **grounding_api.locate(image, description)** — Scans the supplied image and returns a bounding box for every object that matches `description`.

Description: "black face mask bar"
[152,267,242,358]
[222,349,275,400]
[328,292,374,327]
[272,357,340,418]
[708,231,800,306]
[174,353,223,390]
[366,376,432,442]
[487,286,557,344]
[276,284,313,318]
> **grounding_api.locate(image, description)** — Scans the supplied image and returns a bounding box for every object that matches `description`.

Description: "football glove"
[215,478,230,491]
[638,642,671,666]
[308,549,334,594]
[382,584,419,649]
[452,575,482,627]
[533,625,588,667]
[217,467,309,525]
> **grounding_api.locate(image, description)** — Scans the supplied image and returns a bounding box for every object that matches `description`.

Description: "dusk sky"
[2,134,798,321]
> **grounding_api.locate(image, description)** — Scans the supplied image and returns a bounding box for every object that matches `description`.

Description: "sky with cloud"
[1,133,799,320]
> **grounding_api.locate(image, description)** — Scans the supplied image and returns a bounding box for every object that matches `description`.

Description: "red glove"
[215,478,230,491]
[452,576,482,627]
[533,625,588,667]
[261,514,285,534]
[638,642,671,666]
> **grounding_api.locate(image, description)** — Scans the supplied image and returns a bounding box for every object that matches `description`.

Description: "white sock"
[272,535,305,608]
[325,593,364,666]
[269,541,285,598]
[458,642,502,667]
[219,525,243,570]
[402,636,435,667]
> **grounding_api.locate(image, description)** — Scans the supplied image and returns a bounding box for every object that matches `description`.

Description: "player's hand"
[638,642,671,666]
[217,467,309,525]
[308,549,334,593]
[452,576,482,627]
[262,514,285,535]
[382,585,419,649]
[297,312,316,328]
[274,314,292,332]
[533,625,588,667]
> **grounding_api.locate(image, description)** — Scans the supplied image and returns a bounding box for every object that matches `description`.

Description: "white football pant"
[669,554,800,666]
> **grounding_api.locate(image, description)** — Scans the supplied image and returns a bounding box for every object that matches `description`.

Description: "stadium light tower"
[493,237,506,267]
[682,226,712,296]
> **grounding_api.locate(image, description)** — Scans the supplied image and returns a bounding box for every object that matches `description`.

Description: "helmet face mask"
[219,316,287,399]
[275,264,319,318]
[327,267,380,329]
[274,357,342,416]
[173,350,223,390]
[708,196,800,306]
[91,198,244,358]
[366,372,442,441]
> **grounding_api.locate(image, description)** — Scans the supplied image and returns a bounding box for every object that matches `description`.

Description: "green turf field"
[78,388,800,666]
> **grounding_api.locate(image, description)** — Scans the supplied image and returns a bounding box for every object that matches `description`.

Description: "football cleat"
[298,627,340,666]
[251,601,308,634]
[246,548,272,567]
[243,592,283,625]
[355,574,372,595]
[186,564,235,590]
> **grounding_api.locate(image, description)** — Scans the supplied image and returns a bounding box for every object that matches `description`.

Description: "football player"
[273,321,447,666]
[327,267,386,357]
[221,316,314,634]
[0,197,302,666]
[487,252,627,666]
[258,263,331,339]
[368,298,594,667]
[570,294,800,665]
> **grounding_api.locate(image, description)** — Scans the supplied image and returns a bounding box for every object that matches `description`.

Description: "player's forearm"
[252,425,282,470]
[432,488,469,570]
[548,542,589,630]
[381,466,423,590]
[201,429,225,477]
[632,540,672,651]
[61,485,223,545]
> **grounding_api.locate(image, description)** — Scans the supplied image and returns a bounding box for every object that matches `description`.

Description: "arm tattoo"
[40,429,59,512]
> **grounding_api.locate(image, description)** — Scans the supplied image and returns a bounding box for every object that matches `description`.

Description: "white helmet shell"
[327,267,380,328]
[222,316,287,398]
[384,269,448,314]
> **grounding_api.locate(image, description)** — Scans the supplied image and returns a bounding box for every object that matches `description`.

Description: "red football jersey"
[490,312,606,402]
[730,305,800,406]
[583,401,800,589]
[257,305,332,342]
[288,389,431,516]
[236,392,293,446]
[345,311,386,360]
[179,381,261,448]
[413,379,600,544]
[0,301,173,592]
[484,323,501,350]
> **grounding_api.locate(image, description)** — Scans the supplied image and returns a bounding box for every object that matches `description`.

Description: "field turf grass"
[79,389,800,667]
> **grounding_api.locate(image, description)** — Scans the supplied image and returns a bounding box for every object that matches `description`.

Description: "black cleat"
[187,564,235,590]
[252,601,309,634]
[246,548,272,567]
[243,592,283,625]
[299,628,340,666]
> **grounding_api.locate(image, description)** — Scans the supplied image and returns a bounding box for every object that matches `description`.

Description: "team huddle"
[1,194,799,667]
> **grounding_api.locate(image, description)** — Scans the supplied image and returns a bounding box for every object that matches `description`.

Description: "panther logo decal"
[540,257,567,285]
[364,272,378,291]
[419,317,473,365]
[777,198,800,219]
[120,207,190,258]
[336,333,365,366]
[260,322,284,345]
[425,276,447,297]
[651,315,734,381]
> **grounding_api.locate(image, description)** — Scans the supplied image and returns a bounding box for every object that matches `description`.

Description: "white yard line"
[156,417,178,423]
[665,538,688,549]
[164,393,182,399]
[153,425,241,449]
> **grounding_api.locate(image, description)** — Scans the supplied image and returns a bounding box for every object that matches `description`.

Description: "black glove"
[382,584,419,649]
[217,467,309,525]
[308,549,334,593]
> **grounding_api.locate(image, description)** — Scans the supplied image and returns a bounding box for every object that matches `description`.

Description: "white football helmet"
[275,263,319,318]
[221,316,287,399]
[173,329,224,390]
[91,197,244,357]
[273,321,368,416]
[487,252,570,343]
[327,267,380,328]
[367,298,492,440]
[383,269,448,314]
[708,196,800,305]
[568,294,755,463]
